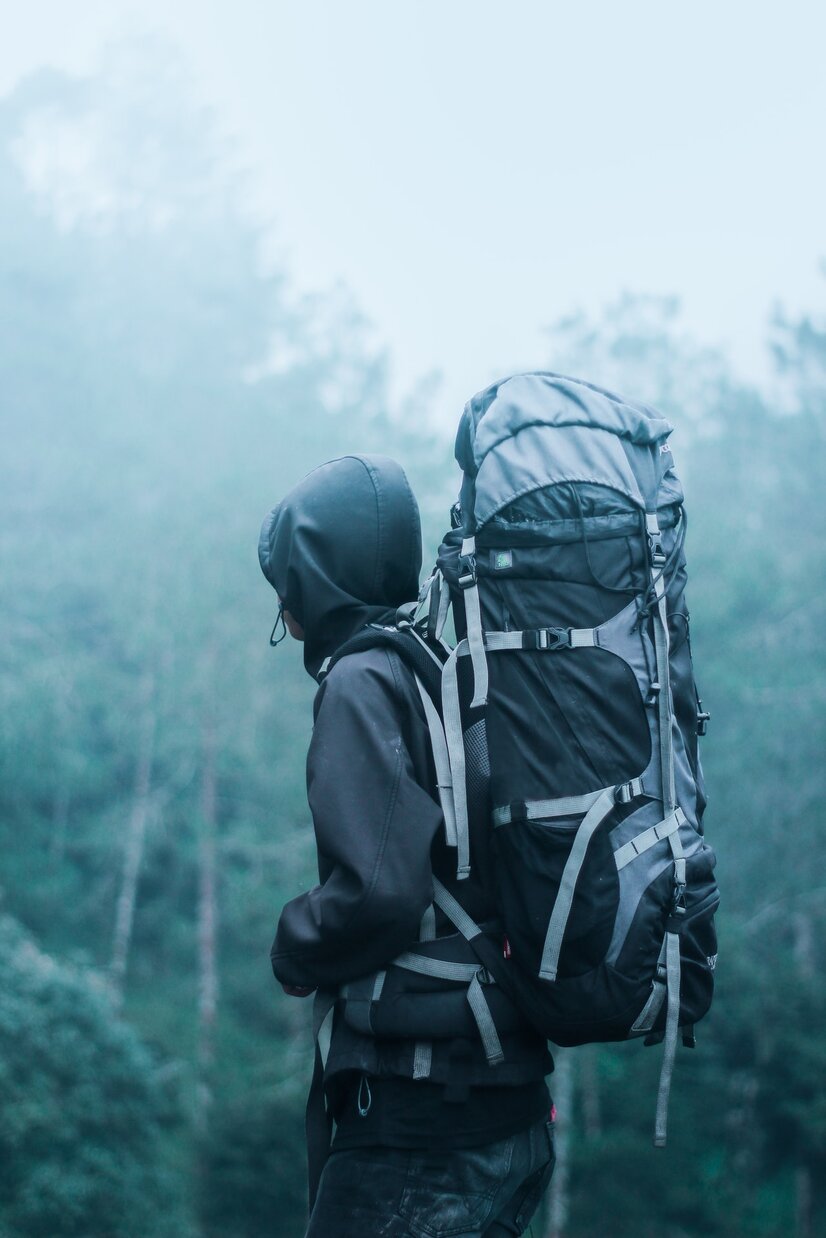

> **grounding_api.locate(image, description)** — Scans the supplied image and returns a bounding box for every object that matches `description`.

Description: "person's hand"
[282,983,315,997]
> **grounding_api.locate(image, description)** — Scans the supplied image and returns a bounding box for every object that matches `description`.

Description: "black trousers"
[305,1117,555,1238]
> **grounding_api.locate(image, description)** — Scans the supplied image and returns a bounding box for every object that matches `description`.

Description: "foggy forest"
[2,38,825,1238]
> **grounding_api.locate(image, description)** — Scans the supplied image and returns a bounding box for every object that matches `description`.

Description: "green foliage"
[538,295,826,1238]
[2,39,825,1238]
[0,43,434,1238]
[0,914,192,1238]
[199,1091,306,1238]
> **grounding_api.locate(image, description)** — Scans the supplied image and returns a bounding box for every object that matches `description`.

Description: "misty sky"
[4,1,825,423]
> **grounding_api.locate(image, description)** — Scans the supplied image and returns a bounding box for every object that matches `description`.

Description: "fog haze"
[4,1,824,419]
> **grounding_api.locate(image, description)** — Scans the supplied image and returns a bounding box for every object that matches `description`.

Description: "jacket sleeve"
[271,650,443,989]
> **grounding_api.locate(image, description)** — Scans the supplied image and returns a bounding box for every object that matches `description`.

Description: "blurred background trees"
[1,42,824,1238]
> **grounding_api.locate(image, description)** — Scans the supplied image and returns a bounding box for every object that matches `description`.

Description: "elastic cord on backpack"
[567,483,647,605]
[565,482,687,635]
[634,507,688,628]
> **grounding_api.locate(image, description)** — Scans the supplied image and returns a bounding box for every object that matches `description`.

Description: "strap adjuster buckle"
[457,553,477,589]
[670,882,687,915]
[532,627,571,651]
[647,524,667,566]
[615,781,636,806]
[648,534,667,567]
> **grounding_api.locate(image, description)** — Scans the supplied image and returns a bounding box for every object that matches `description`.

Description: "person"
[258,453,555,1238]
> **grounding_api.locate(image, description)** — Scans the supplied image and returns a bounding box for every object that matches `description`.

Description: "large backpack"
[414,371,718,1144]
[319,371,717,1148]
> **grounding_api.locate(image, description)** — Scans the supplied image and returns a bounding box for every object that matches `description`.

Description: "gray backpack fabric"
[413,372,719,1144]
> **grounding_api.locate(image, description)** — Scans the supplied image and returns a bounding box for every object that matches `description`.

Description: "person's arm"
[271,650,441,990]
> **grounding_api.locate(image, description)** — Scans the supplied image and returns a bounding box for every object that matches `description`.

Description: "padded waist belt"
[340,984,532,1041]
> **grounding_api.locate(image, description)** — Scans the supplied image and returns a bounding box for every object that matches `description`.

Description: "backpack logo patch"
[492,549,513,571]
[706,953,718,971]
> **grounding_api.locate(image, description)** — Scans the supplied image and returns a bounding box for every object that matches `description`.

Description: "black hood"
[258,455,422,679]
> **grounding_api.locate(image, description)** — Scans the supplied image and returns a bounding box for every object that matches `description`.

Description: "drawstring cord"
[566,482,687,635]
[357,1075,372,1117]
[269,602,287,646]
[634,507,688,628]
[569,482,646,605]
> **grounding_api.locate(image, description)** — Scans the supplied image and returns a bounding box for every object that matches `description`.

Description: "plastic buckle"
[647,532,667,567]
[457,553,477,590]
[394,601,417,629]
[696,707,710,736]
[671,882,687,915]
[534,627,570,651]
[615,781,636,806]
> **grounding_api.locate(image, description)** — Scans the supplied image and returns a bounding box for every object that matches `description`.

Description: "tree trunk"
[580,1045,602,1141]
[195,704,219,1135]
[542,1050,575,1238]
[110,672,156,1007]
[49,670,73,866]
[795,1164,812,1238]
[50,779,71,866]
[793,910,814,981]
[793,914,814,1238]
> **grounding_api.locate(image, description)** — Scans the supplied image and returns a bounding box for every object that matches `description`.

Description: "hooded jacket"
[259,454,422,680]
[259,455,551,1095]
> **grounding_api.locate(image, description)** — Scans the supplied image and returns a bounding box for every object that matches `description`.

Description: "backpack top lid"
[455,372,676,531]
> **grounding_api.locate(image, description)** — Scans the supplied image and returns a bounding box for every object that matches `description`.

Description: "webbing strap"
[493,786,616,828]
[414,571,436,628]
[316,991,335,1068]
[393,952,482,982]
[414,674,458,848]
[613,808,685,871]
[477,632,524,652]
[647,514,676,812]
[539,786,617,982]
[467,971,505,1066]
[441,641,471,879]
[630,936,668,1035]
[461,537,489,708]
[413,904,436,1079]
[654,931,682,1147]
[413,1040,433,1080]
[408,627,445,671]
[432,877,484,942]
[435,571,451,643]
[653,818,687,1146]
[654,587,676,812]
[482,628,597,652]
[317,655,332,681]
[306,989,336,1209]
[419,904,437,943]
[340,967,386,1005]
[401,882,503,1068]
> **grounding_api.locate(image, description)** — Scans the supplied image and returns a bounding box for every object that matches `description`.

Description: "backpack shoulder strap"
[320,618,446,702]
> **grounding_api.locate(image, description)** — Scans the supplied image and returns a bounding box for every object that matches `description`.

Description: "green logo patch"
[493,549,513,571]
